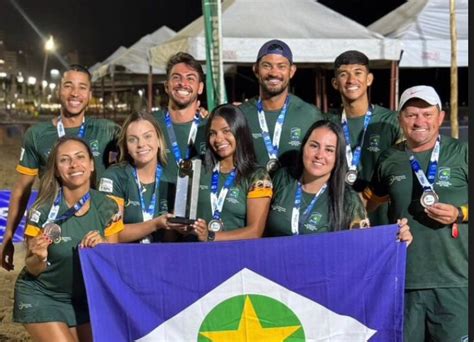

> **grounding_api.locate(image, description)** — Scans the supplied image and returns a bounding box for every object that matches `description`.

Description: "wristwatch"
[456,207,464,224]
[207,230,216,242]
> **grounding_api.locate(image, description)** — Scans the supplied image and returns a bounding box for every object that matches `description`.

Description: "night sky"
[1,0,405,66]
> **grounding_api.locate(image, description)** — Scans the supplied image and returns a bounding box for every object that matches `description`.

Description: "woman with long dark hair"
[265,120,412,240]
[190,104,273,242]
[13,136,123,341]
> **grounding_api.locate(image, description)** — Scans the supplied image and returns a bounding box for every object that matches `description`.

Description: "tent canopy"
[368,0,468,67]
[90,26,176,81]
[149,0,401,68]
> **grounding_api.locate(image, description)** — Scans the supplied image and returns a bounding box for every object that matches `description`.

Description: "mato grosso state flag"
[80,225,406,341]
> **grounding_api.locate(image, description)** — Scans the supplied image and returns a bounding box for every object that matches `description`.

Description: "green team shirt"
[17,117,120,180]
[327,105,401,225]
[266,167,367,236]
[152,109,207,183]
[98,163,173,241]
[239,95,325,169]
[369,136,468,289]
[17,189,122,299]
[196,166,272,231]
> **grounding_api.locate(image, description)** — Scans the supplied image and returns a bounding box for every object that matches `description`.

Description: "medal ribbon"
[341,106,373,171]
[57,115,86,138]
[257,96,290,161]
[291,182,327,235]
[132,165,163,221]
[210,163,237,220]
[164,111,201,165]
[407,135,440,192]
[46,190,91,224]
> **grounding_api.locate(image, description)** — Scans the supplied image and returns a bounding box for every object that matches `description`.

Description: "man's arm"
[0,173,36,270]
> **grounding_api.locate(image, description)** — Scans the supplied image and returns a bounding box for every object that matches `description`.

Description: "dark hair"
[32,136,96,211]
[334,50,370,74]
[166,52,204,83]
[65,64,92,82]
[118,111,167,166]
[204,104,258,183]
[295,120,352,231]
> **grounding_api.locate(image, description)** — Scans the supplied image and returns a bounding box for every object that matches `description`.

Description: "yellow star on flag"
[199,295,301,341]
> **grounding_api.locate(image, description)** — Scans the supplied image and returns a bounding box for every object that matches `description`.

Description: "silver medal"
[208,219,223,232]
[345,170,358,185]
[266,158,280,173]
[420,191,439,208]
[43,222,62,243]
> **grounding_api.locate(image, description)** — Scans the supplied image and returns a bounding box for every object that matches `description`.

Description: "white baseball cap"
[399,85,442,110]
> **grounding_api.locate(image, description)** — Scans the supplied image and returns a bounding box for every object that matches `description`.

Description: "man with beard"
[329,50,402,226]
[239,39,324,174]
[1,64,120,271]
[152,52,207,183]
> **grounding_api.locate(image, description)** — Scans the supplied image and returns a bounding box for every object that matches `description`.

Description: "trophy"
[168,159,201,225]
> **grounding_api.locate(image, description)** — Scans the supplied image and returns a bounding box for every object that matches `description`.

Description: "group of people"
[0,39,467,341]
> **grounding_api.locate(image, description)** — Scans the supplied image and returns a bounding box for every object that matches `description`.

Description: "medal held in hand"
[420,190,439,208]
[43,222,62,243]
[208,219,224,232]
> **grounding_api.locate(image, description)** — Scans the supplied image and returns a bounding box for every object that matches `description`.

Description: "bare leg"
[24,322,77,342]
[76,322,93,342]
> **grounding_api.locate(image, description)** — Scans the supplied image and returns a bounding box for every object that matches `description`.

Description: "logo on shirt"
[288,127,302,147]
[226,188,240,204]
[388,175,407,185]
[271,205,286,213]
[99,178,114,193]
[200,185,209,190]
[125,199,140,207]
[159,199,169,213]
[367,134,381,152]
[30,210,41,223]
[252,133,262,139]
[89,139,100,156]
[304,212,322,231]
[436,167,452,187]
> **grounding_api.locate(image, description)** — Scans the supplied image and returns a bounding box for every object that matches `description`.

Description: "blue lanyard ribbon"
[47,190,90,224]
[164,111,201,165]
[57,115,86,138]
[341,106,373,171]
[291,182,327,234]
[132,165,163,221]
[210,164,237,220]
[407,135,440,192]
[256,96,290,160]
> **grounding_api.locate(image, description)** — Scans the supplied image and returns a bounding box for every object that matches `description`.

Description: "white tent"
[91,26,176,81]
[149,0,401,67]
[368,0,468,67]
[89,46,128,77]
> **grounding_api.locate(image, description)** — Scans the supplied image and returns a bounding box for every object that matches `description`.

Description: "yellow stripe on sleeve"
[25,225,41,237]
[16,165,38,176]
[461,205,468,222]
[106,195,124,207]
[248,188,273,199]
[104,219,124,237]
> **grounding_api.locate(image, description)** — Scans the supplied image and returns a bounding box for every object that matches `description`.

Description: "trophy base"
[168,217,196,225]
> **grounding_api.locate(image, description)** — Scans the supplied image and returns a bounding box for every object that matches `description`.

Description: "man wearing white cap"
[239,39,325,174]
[364,85,468,341]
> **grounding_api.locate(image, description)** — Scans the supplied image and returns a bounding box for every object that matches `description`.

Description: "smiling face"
[165,62,204,109]
[253,54,296,97]
[126,119,161,167]
[55,140,94,190]
[302,127,338,183]
[208,116,236,165]
[58,70,92,117]
[399,99,445,152]
[332,64,373,104]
